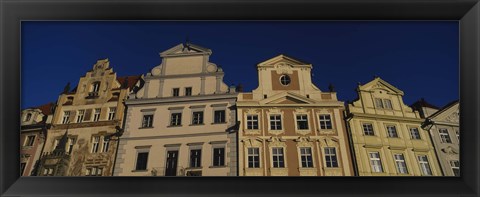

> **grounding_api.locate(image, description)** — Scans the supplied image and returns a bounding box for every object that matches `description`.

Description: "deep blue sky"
[22,21,459,109]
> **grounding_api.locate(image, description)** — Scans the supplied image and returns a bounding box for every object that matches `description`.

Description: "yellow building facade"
[236,55,354,176]
[345,77,442,176]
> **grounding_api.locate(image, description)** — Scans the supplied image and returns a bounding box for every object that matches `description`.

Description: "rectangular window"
[62,111,70,124]
[246,115,259,130]
[190,149,202,168]
[319,114,333,129]
[296,115,309,130]
[450,160,460,176]
[25,135,36,146]
[439,129,452,143]
[363,123,375,136]
[91,136,100,153]
[93,108,101,121]
[214,110,226,123]
[170,113,182,126]
[369,152,383,173]
[108,107,116,120]
[185,87,192,96]
[213,148,225,166]
[394,154,408,174]
[270,115,282,130]
[247,148,260,168]
[192,111,204,125]
[102,137,109,152]
[76,110,85,123]
[86,166,103,176]
[20,162,26,176]
[172,88,180,97]
[384,99,393,109]
[386,125,398,138]
[410,127,421,139]
[135,152,149,170]
[418,155,433,175]
[324,147,338,168]
[272,147,285,168]
[142,115,154,128]
[300,147,313,168]
[375,98,384,109]
[66,137,76,154]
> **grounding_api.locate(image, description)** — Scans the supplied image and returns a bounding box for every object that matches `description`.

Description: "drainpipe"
[109,101,128,176]
[344,111,359,176]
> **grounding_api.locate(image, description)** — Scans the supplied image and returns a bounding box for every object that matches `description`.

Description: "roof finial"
[373,74,378,79]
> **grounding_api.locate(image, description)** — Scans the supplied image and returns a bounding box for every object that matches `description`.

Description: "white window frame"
[383,99,393,109]
[439,128,452,143]
[189,148,202,168]
[394,153,408,174]
[170,112,182,126]
[185,87,192,96]
[66,137,76,154]
[247,147,261,168]
[212,145,226,167]
[271,147,285,168]
[76,109,85,123]
[191,111,204,125]
[62,111,70,124]
[319,114,333,130]
[386,125,398,138]
[324,147,338,168]
[369,152,383,173]
[93,108,101,122]
[91,136,100,153]
[375,98,384,109]
[409,127,421,140]
[101,136,109,153]
[246,114,259,130]
[279,75,291,86]
[172,88,180,97]
[108,107,116,120]
[299,147,314,168]
[363,123,375,136]
[142,114,154,128]
[418,155,433,176]
[24,135,36,147]
[295,114,309,130]
[450,160,460,176]
[269,114,283,131]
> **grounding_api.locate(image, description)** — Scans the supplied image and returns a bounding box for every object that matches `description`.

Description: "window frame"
[62,111,71,124]
[409,127,422,140]
[417,155,433,176]
[299,147,314,168]
[189,149,202,168]
[185,87,192,96]
[134,149,150,171]
[212,146,226,167]
[246,114,259,130]
[319,114,333,130]
[213,110,226,124]
[386,125,399,138]
[279,74,291,86]
[295,114,309,130]
[170,112,182,126]
[439,128,452,143]
[369,152,384,173]
[24,135,36,147]
[450,160,460,176]
[76,109,85,123]
[324,147,339,168]
[93,108,101,122]
[269,114,283,131]
[108,107,116,120]
[362,123,375,136]
[271,147,285,168]
[141,114,154,128]
[393,153,409,174]
[247,147,260,168]
[91,136,100,153]
[172,88,180,97]
[191,111,204,125]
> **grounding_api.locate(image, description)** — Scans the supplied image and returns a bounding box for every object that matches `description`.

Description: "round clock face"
[280,75,291,86]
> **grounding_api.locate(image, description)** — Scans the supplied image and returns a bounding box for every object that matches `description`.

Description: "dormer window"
[279,75,291,86]
[25,113,32,122]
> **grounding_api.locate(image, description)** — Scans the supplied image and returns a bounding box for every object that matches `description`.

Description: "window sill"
[186,167,202,170]
[131,169,148,172]
[189,123,205,126]
[167,125,183,128]
[209,165,227,168]
[138,127,154,129]
[211,122,227,125]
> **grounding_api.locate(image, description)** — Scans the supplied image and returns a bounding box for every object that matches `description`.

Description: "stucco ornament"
[441,146,459,155]
[294,136,314,147]
[206,63,218,73]
[267,136,286,147]
[151,65,162,76]
[275,63,293,74]
[445,111,460,123]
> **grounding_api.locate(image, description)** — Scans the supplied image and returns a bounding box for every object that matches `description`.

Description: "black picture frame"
[1,0,479,196]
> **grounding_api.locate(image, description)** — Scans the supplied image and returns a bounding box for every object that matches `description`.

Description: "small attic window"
[280,75,291,86]
[91,82,101,93]
[25,113,32,122]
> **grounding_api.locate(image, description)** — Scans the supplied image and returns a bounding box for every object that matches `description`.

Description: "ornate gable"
[160,43,212,57]
[257,54,311,68]
[359,77,404,95]
[430,101,460,124]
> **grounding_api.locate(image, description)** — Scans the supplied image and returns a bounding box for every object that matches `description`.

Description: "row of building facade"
[20,42,460,177]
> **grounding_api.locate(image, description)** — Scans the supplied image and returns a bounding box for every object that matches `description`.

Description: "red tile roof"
[35,102,55,115]
[117,75,142,90]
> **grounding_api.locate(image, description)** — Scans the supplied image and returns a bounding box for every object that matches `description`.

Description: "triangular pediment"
[160,43,212,57]
[260,92,316,105]
[359,77,404,95]
[257,54,311,67]
[429,101,460,123]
